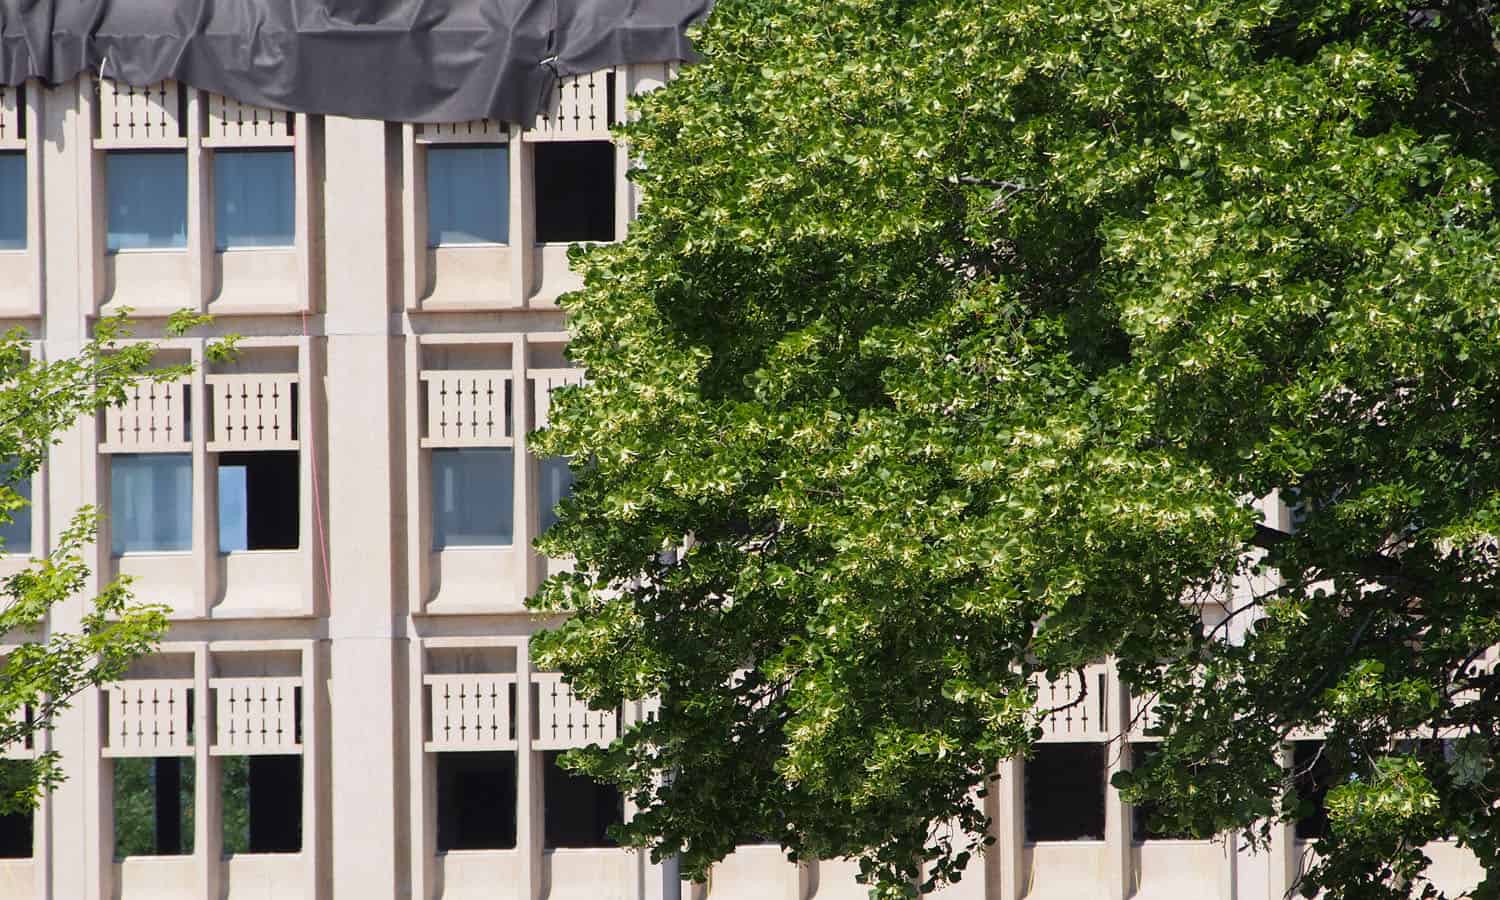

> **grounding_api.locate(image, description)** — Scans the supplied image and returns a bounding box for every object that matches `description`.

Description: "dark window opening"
[0,760,33,858]
[1129,743,1195,841]
[114,757,194,858]
[1024,743,1106,842]
[218,451,299,552]
[437,751,516,851]
[534,142,615,244]
[222,754,302,854]
[543,750,622,848]
[538,456,575,535]
[0,152,24,250]
[1292,741,1334,841]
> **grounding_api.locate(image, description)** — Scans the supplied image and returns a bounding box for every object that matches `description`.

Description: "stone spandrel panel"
[425,674,518,750]
[416,118,508,144]
[527,70,616,141]
[104,679,194,757]
[530,368,587,430]
[0,85,21,149]
[210,677,301,755]
[95,79,185,149]
[1032,662,1112,742]
[532,673,618,750]
[100,379,192,452]
[207,373,299,451]
[420,369,513,447]
[203,92,294,147]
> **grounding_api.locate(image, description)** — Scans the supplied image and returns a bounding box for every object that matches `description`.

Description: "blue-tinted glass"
[538,456,575,534]
[218,464,248,553]
[110,454,192,554]
[214,150,294,250]
[427,146,508,246]
[432,448,513,547]
[0,466,31,555]
[0,153,24,250]
[106,152,187,251]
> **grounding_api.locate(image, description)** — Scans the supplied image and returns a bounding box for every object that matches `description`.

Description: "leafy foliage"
[0,311,230,815]
[528,0,1500,896]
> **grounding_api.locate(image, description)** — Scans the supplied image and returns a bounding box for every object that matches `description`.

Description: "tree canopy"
[529,0,1500,896]
[0,311,226,814]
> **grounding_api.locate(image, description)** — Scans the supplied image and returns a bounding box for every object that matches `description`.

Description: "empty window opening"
[0,464,31,555]
[214,149,295,250]
[1292,741,1334,841]
[110,453,193,554]
[0,152,23,250]
[0,760,34,858]
[222,754,302,854]
[106,151,188,251]
[533,142,615,244]
[1024,742,1106,842]
[427,145,509,246]
[114,757,194,858]
[538,456,575,534]
[1128,743,1196,841]
[542,750,622,848]
[218,451,300,552]
[432,448,514,548]
[436,751,516,851]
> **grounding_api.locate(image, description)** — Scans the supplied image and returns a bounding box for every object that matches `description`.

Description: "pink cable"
[301,308,334,605]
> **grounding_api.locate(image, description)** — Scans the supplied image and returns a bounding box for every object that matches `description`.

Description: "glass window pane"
[218,464,248,553]
[0,465,31,556]
[106,152,187,251]
[538,456,575,534]
[432,448,513,547]
[111,454,192,554]
[214,150,294,249]
[0,153,24,250]
[427,146,508,246]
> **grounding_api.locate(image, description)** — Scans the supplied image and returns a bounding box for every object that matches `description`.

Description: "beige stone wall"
[0,76,1482,900]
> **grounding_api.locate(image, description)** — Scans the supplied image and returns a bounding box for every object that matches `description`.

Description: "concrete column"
[993,757,1025,900]
[322,115,407,900]
[1104,666,1132,900]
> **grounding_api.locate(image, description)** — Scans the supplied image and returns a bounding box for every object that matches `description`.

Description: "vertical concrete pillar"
[322,115,407,900]
[993,757,1025,900]
[1104,665,1132,900]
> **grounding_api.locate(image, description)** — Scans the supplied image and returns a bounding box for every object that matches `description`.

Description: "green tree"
[529,0,1500,896]
[0,310,229,817]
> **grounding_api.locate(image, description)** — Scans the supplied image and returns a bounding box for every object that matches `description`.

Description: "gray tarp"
[0,0,709,124]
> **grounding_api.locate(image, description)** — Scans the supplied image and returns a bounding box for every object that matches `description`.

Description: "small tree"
[0,310,231,815]
[528,0,1500,897]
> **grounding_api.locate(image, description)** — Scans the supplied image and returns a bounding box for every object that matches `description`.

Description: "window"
[537,456,574,534]
[1024,743,1106,842]
[114,757,194,858]
[432,448,514,547]
[218,451,299,552]
[1292,741,1333,840]
[1128,743,1194,841]
[214,150,294,250]
[0,153,23,250]
[111,454,192,554]
[534,142,615,244]
[106,151,188,251]
[543,750,621,848]
[436,751,516,851]
[427,146,509,246]
[0,760,33,858]
[0,467,30,555]
[222,755,301,854]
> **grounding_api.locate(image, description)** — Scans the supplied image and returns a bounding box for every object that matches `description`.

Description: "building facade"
[0,75,1486,900]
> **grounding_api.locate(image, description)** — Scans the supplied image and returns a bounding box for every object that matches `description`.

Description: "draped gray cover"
[0,0,709,124]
